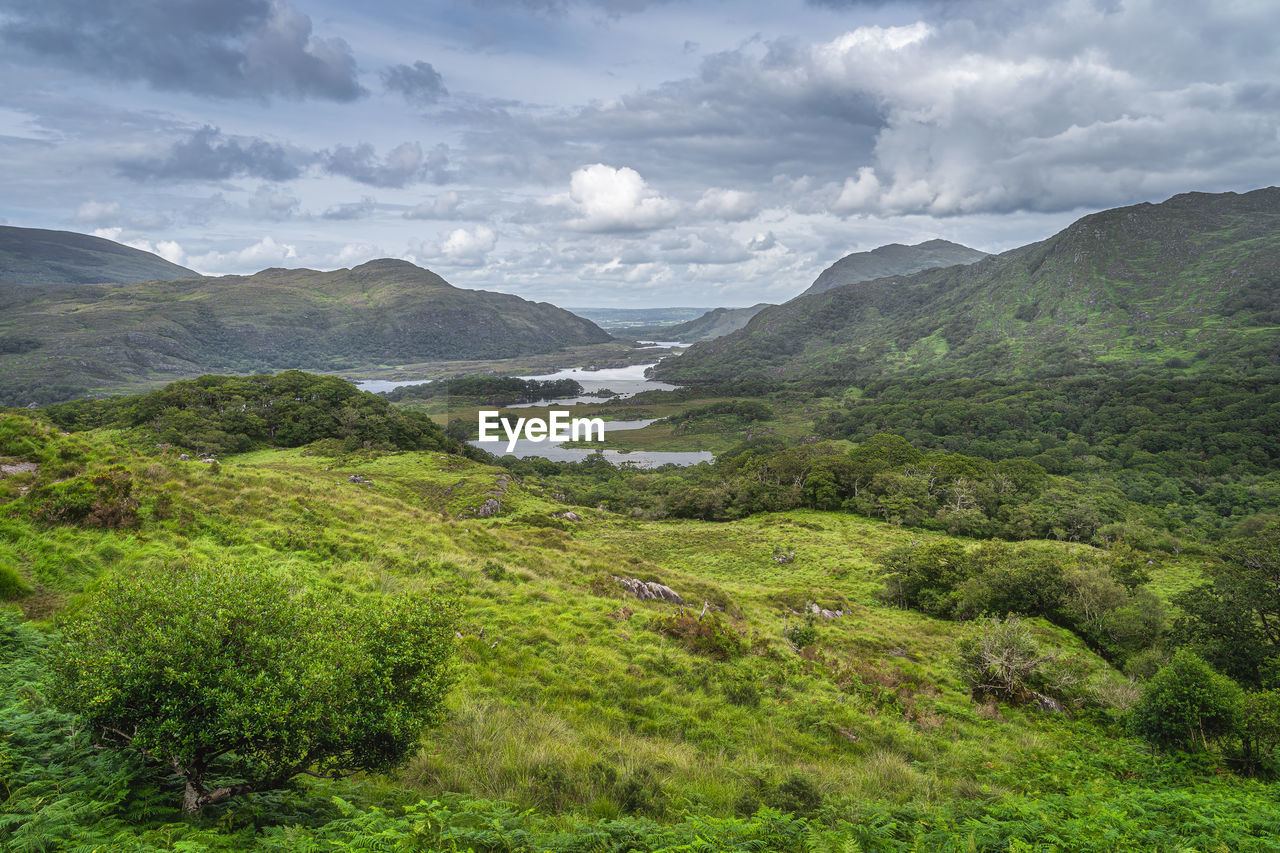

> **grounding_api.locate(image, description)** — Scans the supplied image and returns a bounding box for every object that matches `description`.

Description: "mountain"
[0,258,611,405]
[655,188,1280,386]
[0,226,196,286]
[798,238,988,298]
[631,303,773,342]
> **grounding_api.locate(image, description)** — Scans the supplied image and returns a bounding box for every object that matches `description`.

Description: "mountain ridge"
[0,225,197,286]
[655,187,1280,386]
[0,258,612,405]
[799,238,989,298]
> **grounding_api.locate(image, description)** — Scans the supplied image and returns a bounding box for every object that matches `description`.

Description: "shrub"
[27,468,138,528]
[50,559,457,814]
[784,618,818,650]
[954,616,1078,706]
[653,611,744,660]
[1130,650,1241,752]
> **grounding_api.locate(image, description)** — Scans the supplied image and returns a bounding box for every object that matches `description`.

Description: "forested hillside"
[0,258,611,406]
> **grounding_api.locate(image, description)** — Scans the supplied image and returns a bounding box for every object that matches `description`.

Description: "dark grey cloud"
[0,0,364,101]
[116,126,306,182]
[323,141,454,187]
[382,61,447,105]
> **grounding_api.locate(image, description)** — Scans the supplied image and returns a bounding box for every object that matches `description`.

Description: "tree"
[1130,650,1241,752]
[51,560,456,814]
[1173,521,1280,686]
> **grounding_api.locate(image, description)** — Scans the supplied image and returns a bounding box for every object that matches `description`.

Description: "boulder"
[613,576,686,606]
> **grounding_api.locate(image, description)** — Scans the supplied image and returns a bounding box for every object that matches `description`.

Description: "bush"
[50,559,457,814]
[954,616,1080,706]
[1130,650,1241,752]
[653,611,744,660]
[784,618,818,650]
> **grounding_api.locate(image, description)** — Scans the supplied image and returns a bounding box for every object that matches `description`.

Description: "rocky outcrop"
[614,576,686,606]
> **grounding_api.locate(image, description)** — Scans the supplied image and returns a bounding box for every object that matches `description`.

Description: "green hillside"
[0,258,611,406]
[4,394,1280,849]
[798,238,988,298]
[658,188,1280,386]
[0,225,196,287]
[632,303,773,342]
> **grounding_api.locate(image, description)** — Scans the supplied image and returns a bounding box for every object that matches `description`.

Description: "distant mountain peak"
[800,239,988,298]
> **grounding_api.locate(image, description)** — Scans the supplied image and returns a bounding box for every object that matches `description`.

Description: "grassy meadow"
[5,412,1280,850]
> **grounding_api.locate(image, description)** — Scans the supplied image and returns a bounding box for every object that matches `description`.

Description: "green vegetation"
[800,238,988,298]
[0,257,611,406]
[52,560,456,814]
[381,376,584,405]
[0,225,196,287]
[629,303,772,342]
[2,364,1279,848]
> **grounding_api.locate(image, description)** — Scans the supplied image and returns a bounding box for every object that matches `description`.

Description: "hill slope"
[0,226,196,286]
[635,303,773,342]
[657,188,1280,386]
[799,238,988,298]
[0,258,611,405]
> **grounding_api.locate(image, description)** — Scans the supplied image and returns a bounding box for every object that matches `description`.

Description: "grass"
[2,423,1232,831]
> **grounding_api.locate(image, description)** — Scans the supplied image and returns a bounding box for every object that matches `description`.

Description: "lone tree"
[51,560,456,814]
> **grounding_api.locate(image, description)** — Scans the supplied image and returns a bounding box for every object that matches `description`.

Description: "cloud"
[189,235,299,274]
[74,200,121,225]
[438,225,497,265]
[0,0,364,101]
[565,164,678,231]
[248,185,300,220]
[322,196,377,220]
[117,126,305,182]
[324,141,452,187]
[694,188,758,221]
[382,61,447,105]
[91,227,188,266]
[405,191,463,219]
[747,231,778,251]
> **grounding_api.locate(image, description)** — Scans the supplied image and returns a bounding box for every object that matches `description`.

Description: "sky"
[0,0,1277,307]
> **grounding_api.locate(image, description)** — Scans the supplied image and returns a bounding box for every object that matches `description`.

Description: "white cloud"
[694,188,758,221]
[75,200,121,225]
[832,167,882,214]
[92,227,189,266]
[439,225,496,266]
[189,236,299,274]
[566,163,678,231]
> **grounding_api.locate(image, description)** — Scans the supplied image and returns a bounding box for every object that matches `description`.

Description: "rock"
[613,576,686,606]
[554,511,583,522]
[200,458,216,464]
[0,462,39,477]
[348,474,369,483]
[178,454,190,461]
[474,497,501,517]
[1031,692,1065,714]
